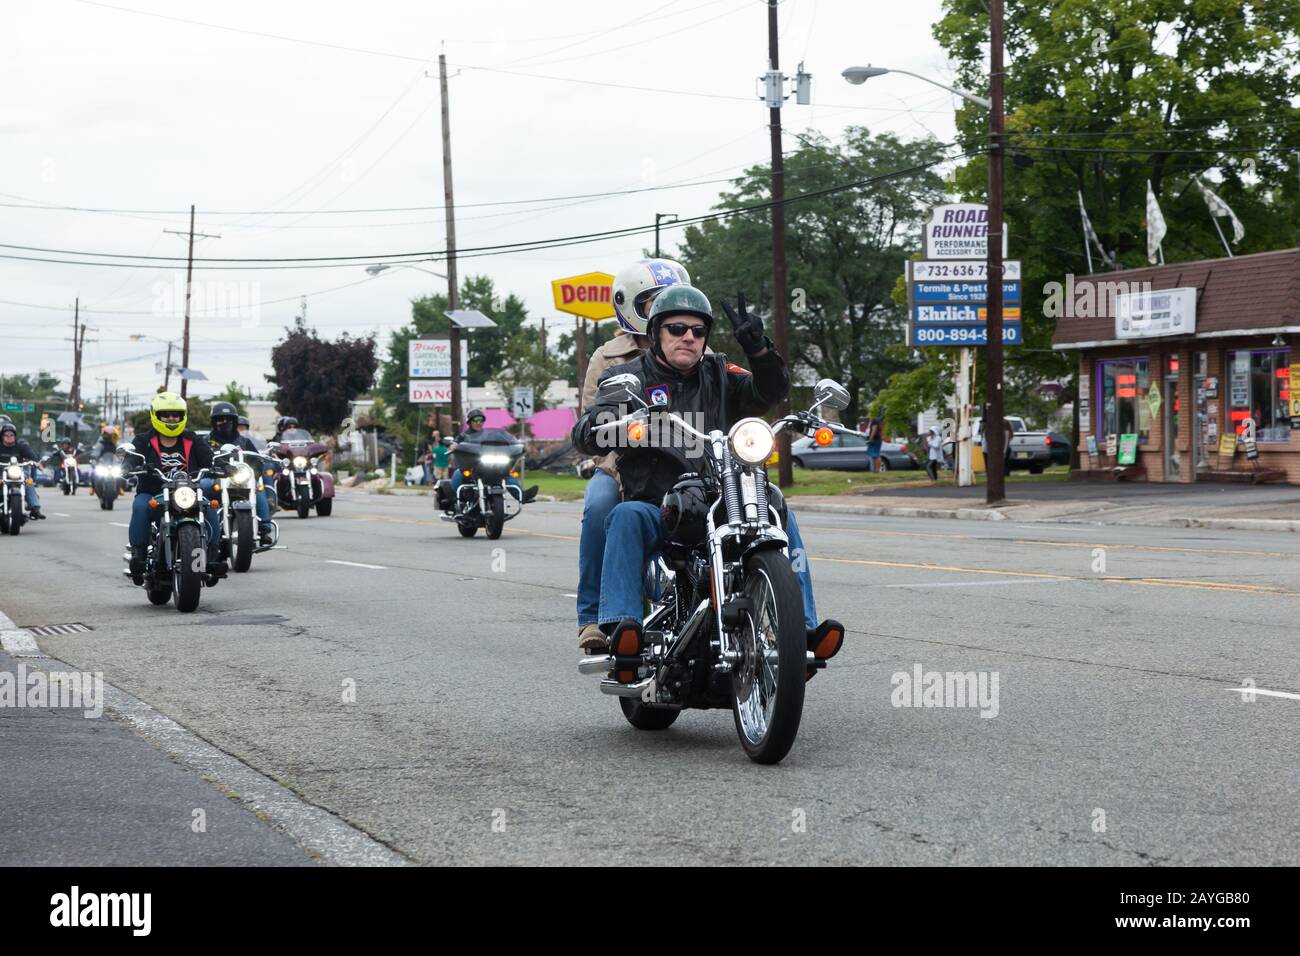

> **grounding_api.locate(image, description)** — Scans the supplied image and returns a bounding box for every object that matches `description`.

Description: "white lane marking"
[53,512,70,517]
[325,559,387,570]
[0,610,14,630]
[1227,687,1300,701]
[110,522,130,528]
[866,578,1062,589]
[1,629,45,657]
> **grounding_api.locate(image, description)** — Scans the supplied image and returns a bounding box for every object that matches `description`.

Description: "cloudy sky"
[1,0,964,406]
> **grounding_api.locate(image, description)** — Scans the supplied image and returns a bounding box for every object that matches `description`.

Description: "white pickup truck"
[972,416,1055,473]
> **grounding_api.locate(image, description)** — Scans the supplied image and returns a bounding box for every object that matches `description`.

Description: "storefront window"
[1097,358,1150,442]
[1226,349,1291,442]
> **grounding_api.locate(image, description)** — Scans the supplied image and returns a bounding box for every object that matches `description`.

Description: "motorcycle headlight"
[729,418,775,466]
[480,454,510,466]
[292,456,308,470]
[111,465,122,478]
[172,486,198,511]
[228,463,254,487]
[5,465,21,480]
[94,464,108,476]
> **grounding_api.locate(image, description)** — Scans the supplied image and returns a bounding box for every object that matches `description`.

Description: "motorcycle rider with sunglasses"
[571,285,841,658]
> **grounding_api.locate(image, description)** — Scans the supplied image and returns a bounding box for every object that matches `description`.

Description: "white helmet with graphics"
[611,258,691,334]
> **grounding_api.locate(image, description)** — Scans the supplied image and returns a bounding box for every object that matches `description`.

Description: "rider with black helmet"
[572,288,837,657]
[209,402,274,546]
[0,422,44,519]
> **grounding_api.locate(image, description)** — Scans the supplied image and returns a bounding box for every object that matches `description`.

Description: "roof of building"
[1051,247,1300,349]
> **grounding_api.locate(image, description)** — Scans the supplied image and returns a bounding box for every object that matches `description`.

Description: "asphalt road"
[1,486,1297,865]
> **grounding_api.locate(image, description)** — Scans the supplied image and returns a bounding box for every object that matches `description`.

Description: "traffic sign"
[511,386,535,421]
[2,401,34,413]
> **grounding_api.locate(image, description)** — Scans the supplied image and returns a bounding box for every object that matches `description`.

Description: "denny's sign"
[551,271,616,321]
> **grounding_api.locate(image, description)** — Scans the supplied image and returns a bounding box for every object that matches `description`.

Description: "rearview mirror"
[598,373,646,408]
[811,379,851,412]
[116,442,141,458]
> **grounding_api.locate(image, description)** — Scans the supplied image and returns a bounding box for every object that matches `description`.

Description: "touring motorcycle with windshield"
[577,377,851,765]
[434,428,526,539]
[268,428,334,518]
[93,452,126,510]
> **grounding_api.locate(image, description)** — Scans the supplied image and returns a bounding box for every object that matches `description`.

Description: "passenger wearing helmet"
[574,259,691,651]
[572,288,834,658]
[0,422,44,519]
[236,416,250,434]
[209,402,274,546]
[124,392,221,579]
[92,424,120,461]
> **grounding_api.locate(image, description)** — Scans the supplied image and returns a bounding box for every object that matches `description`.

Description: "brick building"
[1051,247,1299,484]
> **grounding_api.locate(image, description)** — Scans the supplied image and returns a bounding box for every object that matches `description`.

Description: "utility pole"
[164,206,220,399]
[654,213,678,258]
[97,377,113,424]
[985,0,1007,505]
[575,317,588,412]
[66,299,91,445]
[163,341,175,392]
[438,53,464,428]
[767,0,793,488]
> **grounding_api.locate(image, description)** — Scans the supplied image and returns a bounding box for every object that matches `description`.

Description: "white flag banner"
[1146,180,1167,265]
[1078,191,1115,269]
[1196,177,1245,244]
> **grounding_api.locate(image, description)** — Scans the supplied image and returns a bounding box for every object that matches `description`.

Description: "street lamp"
[840,66,991,109]
[842,41,1007,505]
[365,261,449,280]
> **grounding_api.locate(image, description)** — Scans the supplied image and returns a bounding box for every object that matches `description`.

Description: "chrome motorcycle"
[1,456,37,535]
[212,444,278,573]
[577,377,851,765]
[93,453,125,510]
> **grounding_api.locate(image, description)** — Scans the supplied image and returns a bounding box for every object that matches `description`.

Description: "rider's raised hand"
[720,293,766,357]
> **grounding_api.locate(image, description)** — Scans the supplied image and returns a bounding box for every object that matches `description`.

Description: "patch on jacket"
[726,362,750,375]
[645,384,671,408]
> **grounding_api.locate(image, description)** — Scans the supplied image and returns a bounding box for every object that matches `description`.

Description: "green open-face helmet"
[647,285,714,362]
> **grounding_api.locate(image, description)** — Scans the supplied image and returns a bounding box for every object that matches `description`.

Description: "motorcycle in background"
[212,444,278,573]
[93,453,125,510]
[58,448,81,495]
[576,376,851,765]
[1,456,37,535]
[118,446,220,613]
[434,429,527,539]
[268,428,334,519]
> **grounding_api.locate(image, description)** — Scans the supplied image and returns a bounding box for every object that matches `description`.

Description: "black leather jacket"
[572,349,788,505]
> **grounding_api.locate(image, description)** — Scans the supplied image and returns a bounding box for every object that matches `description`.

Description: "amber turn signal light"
[815,426,834,446]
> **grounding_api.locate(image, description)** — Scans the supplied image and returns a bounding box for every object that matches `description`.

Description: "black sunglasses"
[662,322,708,340]
[469,416,485,423]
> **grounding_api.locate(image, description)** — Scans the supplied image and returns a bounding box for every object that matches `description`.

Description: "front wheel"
[296,499,310,519]
[316,497,332,517]
[731,549,807,765]
[485,495,504,539]
[172,524,203,613]
[232,510,254,573]
[619,697,680,730]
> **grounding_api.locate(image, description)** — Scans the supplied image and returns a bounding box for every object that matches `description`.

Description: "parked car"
[974,415,1055,473]
[1048,431,1072,467]
[790,434,919,471]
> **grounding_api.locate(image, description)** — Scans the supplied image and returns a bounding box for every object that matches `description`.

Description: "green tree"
[210,380,250,414]
[495,331,566,415]
[675,127,949,425]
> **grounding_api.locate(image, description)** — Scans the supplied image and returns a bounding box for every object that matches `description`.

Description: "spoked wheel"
[619,697,680,730]
[485,495,504,539]
[172,524,203,613]
[232,510,254,573]
[731,549,807,764]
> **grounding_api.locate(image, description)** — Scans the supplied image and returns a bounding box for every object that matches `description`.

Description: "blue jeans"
[598,502,818,632]
[255,488,271,529]
[577,470,621,627]
[25,481,39,510]
[128,486,220,549]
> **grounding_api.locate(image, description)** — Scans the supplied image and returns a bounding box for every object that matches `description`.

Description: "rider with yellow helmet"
[124,392,222,581]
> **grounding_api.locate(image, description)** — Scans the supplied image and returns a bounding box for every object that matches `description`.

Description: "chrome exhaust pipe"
[578,655,612,675]
[599,676,654,698]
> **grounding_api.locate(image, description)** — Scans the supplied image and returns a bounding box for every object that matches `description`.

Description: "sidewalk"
[787,479,1300,533]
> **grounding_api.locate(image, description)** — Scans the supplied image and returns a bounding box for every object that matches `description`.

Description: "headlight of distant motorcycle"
[292,456,308,470]
[110,465,122,478]
[172,486,198,511]
[729,418,775,466]
[480,453,510,466]
[228,463,254,487]
[94,464,109,477]
[5,465,22,481]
